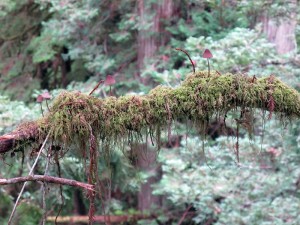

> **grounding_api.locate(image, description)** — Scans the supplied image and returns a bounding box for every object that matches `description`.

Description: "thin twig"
[41,147,51,225]
[89,80,104,95]
[177,204,193,225]
[0,175,96,191]
[8,133,50,225]
[55,153,64,225]
[175,48,195,73]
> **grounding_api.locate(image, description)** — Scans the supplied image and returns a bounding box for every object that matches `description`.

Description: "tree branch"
[0,175,95,191]
[0,71,299,155]
[46,214,154,223]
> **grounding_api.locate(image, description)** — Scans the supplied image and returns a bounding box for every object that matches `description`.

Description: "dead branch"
[0,175,95,191]
[47,214,154,224]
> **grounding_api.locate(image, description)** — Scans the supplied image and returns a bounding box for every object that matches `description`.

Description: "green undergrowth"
[39,71,300,151]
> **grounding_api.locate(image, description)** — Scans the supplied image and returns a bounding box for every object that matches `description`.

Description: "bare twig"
[41,147,51,225]
[177,205,192,225]
[8,133,50,225]
[55,153,64,225]
[89,80,104,96]
[0,175,95,191]
[47,214,154,224]
[175,48,195,73]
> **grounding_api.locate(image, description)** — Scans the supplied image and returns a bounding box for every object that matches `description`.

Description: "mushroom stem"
[109,86,112,96]
[46,100,50,112]
[40,103,44,117]
[207,59,210,76]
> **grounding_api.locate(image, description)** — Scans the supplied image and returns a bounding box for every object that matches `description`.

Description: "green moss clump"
[34,71,300,154]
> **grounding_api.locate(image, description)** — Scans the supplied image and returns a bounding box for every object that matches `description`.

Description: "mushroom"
[202,49,213,76]
[105,75,116,96]
[36,91,52,116]
[41,92,52,111]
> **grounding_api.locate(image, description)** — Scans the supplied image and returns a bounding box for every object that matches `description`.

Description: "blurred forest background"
[0,0,300,224]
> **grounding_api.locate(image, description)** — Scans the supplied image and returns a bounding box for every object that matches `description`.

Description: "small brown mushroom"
[105,75,116,96]
[36,92,52,116]
[202,49,213,76]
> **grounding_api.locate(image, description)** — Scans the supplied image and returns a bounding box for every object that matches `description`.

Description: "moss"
[12,71,298,156]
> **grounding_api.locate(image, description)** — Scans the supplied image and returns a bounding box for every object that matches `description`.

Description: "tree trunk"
[135,144,162,212]
[136,0,175,209]
[262,0,297,54]
[137,0,174,83]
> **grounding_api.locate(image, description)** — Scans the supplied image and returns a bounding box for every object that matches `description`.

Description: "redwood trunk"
[135,144,162,212]
[137,0,174,82]
[262,0,297,54]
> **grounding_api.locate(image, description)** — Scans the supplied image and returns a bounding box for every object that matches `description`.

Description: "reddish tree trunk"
[134,144,162,212]
[262,0,297,54]
[137,0,174,82]
[136,0,175,209]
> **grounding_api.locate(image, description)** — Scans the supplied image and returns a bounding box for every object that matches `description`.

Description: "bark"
[262,0,297,54]
[0,175,94,191]
[73,189,87,216]
[136,1,175,206]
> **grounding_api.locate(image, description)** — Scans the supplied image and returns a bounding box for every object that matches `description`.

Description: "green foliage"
[0,0,27,17]
[0,95,40,134]
[27,36,58,63]
[0,189,12,223]
[184,28,276,73]
[155,133,300,224]
[11,202,43,225]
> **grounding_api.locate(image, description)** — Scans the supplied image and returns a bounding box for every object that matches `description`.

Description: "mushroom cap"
[202,49,213,58]
[36,95,44,103]
[37,91,52,103]
[41,92,52,99]
[105,75,116,85]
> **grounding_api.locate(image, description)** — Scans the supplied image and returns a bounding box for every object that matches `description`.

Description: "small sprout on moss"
[202,49,213,76]
[105,75,116,96]
[175,48,195,73]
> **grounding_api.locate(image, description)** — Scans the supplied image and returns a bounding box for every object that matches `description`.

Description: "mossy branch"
[1,71,300,154]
